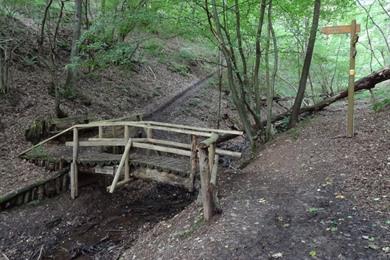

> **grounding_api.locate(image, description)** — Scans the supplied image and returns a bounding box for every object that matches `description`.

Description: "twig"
[1,252,10,260]
[147,66,156,80]
[36,245,44,260]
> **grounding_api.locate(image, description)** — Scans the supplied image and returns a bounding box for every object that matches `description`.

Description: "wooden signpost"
[321,20,360,137]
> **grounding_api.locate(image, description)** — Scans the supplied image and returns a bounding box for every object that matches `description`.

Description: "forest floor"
[1,13,389,260]
[123,100,389,260]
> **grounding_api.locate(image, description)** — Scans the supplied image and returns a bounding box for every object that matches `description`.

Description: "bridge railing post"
[70,127,79,199]
[98,126,103,152]
[189,135,198,192]
[198,133,219,221]
[124,125,130,181]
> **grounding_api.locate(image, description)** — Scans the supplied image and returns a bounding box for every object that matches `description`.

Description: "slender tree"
[289,0,321,128]
[64,0,82,93]
[265,1,278,141]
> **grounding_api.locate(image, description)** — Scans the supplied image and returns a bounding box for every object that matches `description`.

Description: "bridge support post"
[98,126,103,152]
[124,125,130,181]
[70,127,79,199]
[189,135,198,192]
[198,147,214,221]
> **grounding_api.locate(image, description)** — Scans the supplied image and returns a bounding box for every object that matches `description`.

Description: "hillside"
[0,1,389,259]
[123,101,389,260]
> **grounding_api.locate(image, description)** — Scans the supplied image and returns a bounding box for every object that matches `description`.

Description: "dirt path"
[123,101,389,259]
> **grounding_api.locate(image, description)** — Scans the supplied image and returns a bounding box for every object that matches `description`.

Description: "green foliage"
[26,145,55,162]
[167,61,190,76]
[143,39,164,57]
[61,86,77,100]
[373,98,390,112]
[79,21,139,70]
[178,48,196,62]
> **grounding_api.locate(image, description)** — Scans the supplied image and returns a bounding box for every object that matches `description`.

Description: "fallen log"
[218,67,390,143]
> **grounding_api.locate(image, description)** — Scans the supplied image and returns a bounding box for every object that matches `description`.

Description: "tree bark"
[218,67,390,143]
[207,0,255,143]
[289,0,321,128]
[64,0,82,92]
[254,0,267,118]
[266,1,278,141]
[38,0,54,47]
[0,46,10,95]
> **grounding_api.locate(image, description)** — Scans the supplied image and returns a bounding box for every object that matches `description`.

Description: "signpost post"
[321,20,360,137]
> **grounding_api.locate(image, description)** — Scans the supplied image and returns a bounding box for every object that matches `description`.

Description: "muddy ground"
[0,179,193,259]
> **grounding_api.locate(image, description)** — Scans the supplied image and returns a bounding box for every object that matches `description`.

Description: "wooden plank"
[321,24,360,35]
[110,178,132,189]
[74,122,214,137]
[140,121,244,136]
[66,140,126,147]
[68,141,192,158]
[124,125,130,181]
[144,138,190,149]
[88,137,147,142]
[133,142,192,157]
[109,138,133,193]
[143,138,241,158]
[71,138,241,158]
[70,127,79,199]
[95,166,116,175]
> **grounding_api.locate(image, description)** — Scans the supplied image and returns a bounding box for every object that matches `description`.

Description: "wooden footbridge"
[19,121,243,220]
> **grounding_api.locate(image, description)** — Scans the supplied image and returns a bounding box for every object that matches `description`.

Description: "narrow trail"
[124,101,390,260]
[144,72,216,121]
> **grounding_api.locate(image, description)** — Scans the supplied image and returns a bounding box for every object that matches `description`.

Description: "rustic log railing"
[19,121,243,220]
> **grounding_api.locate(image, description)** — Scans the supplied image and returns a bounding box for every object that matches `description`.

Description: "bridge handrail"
[19,121,243,157]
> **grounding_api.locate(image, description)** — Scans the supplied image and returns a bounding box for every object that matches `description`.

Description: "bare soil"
[123,100,389,260]
[0,15,205,196]
[1,14,389,260]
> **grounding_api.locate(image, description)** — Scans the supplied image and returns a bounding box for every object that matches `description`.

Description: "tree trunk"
[64,0,82,93]
[38,0,54,48]
[0,46,10,95]
[265,1,278,141]
[0,48,5,94]
[289,0,321,128]
[218,67,390,143]
[264,4,271,140]
[208,0,255,143]
[254,0,267,119]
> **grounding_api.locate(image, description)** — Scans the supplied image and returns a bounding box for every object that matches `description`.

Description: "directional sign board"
[321,24,361,35]
[321,20,360,138]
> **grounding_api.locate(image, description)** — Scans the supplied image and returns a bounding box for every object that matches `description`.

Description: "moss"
[167,61,190,76]
[24,119,51,145]
[24,145,56,162]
